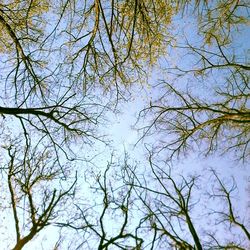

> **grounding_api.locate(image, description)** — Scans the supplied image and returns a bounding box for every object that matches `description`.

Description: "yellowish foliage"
[0,0,50,53]
[201,1,248,45]
[116,0,173,65]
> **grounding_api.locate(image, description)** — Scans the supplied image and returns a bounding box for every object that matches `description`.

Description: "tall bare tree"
[122,152,250,249]
[137,1,249,161]
[1,143,76,250]
[56,156,144,249]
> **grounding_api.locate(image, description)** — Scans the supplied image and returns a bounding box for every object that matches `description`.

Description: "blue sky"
[0,1,249,249]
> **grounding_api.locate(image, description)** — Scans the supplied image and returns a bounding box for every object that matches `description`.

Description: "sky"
[0,1,249,249]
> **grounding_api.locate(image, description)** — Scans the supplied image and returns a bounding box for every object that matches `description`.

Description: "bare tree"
[0,1,176,248]
[0,0,181,163]
[138,74,249,161]
[47,152,249,249]
[205,169,250,249]
[59,0,174,94]
[123,152,250,249]
[137,2,249,161]
[1,143,76,250]
[56,156,143,249]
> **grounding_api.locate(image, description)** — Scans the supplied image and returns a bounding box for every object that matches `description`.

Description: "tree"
[138,73,250,161]
[0,0,178,163]
[122,152,250,249]
[0,1,176,245]
[0,1,179,246]
[1,143,76,250]
[56,156,144,249]
[137,1,249,161]
[132,3,249,247]
[43,152,249,249]
[59,0,174,92]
